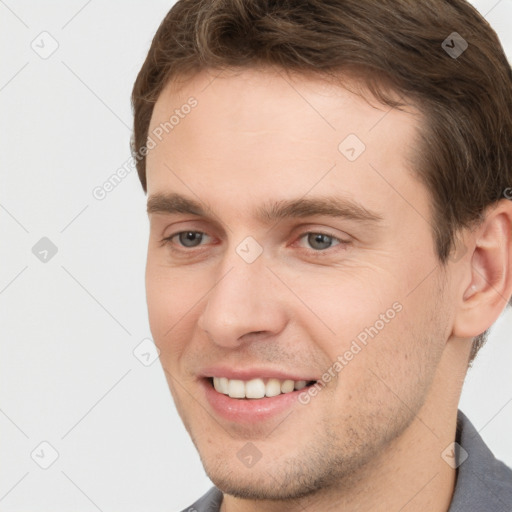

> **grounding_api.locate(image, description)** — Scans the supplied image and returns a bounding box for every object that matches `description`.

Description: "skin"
[144,66,512,512]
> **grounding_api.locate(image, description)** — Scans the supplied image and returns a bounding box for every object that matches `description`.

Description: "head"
[131,0,512,502]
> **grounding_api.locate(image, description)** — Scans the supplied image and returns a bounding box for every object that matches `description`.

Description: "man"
[130,0,512,510]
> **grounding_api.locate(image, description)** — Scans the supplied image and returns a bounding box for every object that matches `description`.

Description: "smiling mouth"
[208,377,317,399]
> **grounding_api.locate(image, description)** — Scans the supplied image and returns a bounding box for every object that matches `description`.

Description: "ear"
[452,199,512,339]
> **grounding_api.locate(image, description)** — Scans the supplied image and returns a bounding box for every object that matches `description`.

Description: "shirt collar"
[448,409,512,511]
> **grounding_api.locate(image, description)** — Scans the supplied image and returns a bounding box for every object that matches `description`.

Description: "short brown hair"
[131,0,512,365]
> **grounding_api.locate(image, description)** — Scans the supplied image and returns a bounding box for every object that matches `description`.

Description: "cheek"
[145,260,201,353]
[284,265,402,350]
[348,286,445,394]
[293,261,439,394]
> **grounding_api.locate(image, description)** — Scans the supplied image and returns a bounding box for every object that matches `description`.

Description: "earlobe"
[452,200,512,339]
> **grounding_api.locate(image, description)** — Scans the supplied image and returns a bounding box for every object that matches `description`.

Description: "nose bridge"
[197,241,284,347]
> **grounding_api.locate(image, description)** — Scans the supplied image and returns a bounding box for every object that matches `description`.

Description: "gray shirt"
[180,409,512,511]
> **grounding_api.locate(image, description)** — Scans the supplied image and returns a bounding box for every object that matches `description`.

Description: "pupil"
[181,231,201,247]
[309,233,331,250]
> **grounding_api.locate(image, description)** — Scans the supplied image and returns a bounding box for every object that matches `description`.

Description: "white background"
[1,1,511,510]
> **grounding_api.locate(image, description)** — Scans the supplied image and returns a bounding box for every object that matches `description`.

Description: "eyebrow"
[147,192,384,225]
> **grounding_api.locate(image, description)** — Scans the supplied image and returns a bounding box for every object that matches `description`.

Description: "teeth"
[228,379,245,398]
[281,380,295,393]
[246,378,266,399]
[294,380,307,390]
[265,378,281,397]
[219,377,229,394]
[212,377,312,399]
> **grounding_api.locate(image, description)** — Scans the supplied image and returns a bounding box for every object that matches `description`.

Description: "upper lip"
[199,366,318,382]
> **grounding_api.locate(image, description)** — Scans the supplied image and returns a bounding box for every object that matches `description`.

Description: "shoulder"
[449,409,512,511]
[178,486,223,512]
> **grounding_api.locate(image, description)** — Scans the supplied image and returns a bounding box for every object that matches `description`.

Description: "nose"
[197,252,287,349]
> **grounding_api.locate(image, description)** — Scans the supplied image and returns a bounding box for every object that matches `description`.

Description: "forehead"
[146,67,427,229]
[150,66,417,136]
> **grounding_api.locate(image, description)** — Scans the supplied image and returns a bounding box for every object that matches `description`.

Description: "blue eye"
[177,231,205,247]
[300,232,341,251]
[160,230,349,255]
[161,231,209,248]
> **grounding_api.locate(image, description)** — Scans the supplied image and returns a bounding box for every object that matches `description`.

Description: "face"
[145,67,453,500]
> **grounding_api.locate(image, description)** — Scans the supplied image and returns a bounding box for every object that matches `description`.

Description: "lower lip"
[201,379,310,424]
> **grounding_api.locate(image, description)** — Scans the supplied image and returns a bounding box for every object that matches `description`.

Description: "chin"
[206,469,327,501]
[197,443,353,502]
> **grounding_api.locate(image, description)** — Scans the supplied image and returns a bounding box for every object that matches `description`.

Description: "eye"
[160,230,349,255]
[295,232,348,252]
[161,231,210,248]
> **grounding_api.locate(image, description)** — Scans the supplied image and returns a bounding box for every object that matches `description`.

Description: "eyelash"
[159,230,350,256]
